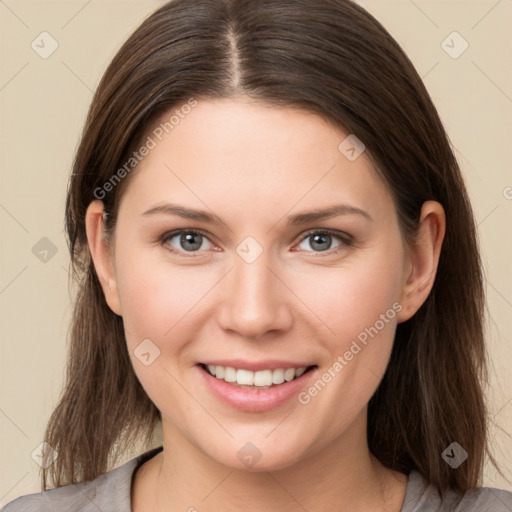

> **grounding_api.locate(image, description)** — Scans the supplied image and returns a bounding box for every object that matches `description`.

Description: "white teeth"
[272,369,285,385]
[284,368,295,382]
[236,369,254,385]
[224,366,237,382]
[295,367,306,377]
[253,370,272,387]
[204,364,309,387]
[215,365,225,379]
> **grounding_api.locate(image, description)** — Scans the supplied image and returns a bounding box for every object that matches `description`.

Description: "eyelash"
[159,228,354,258]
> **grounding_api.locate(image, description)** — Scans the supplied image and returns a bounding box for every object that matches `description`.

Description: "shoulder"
[448,486,512,511]
[403,470,512,511]
[1,446,164,512]
[0,468,128,512]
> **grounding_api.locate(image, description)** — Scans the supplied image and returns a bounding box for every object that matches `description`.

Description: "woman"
[3,0,511,510]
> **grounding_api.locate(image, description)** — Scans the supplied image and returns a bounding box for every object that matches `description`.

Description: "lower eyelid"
[161,229,352,255]
[162,231,214,253]
[297,233,350,253]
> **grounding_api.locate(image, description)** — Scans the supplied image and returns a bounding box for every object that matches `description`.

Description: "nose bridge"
[234,248,273,299]
[218,241,291,338]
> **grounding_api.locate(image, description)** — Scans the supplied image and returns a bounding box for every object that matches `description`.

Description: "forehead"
[117,97,394,225]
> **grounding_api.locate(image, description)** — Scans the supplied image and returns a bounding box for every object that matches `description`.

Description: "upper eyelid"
[162,228,217,246]
[161,228,350,252]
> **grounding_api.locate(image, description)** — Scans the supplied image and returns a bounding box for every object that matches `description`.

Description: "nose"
[217,249,293,340]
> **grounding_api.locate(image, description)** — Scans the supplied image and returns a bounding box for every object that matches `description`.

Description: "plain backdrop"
[1,0,511,505]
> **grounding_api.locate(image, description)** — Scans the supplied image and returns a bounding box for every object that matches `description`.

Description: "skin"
[86,96,445,512]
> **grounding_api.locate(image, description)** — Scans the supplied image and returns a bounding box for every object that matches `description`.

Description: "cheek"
[291,255,403,433]
[113,250,209,413]
[294,251,403,342]
[113,247,230,380]
[113,247,203,346]
[292,248,404,415]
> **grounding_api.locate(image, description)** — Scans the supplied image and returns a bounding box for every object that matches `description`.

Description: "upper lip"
[199,359,316,372]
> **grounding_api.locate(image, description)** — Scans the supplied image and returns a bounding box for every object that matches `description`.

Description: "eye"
[162,230,214,256]
[160,228,353,257]
[296,229,352,254]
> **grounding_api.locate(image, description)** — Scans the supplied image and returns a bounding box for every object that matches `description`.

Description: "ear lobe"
[85,200,122,316]
[397,201,446,323]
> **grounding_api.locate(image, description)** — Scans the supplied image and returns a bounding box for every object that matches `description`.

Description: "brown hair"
[42,0,502,497]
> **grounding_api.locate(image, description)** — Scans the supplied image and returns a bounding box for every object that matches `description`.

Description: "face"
[88,97,430,472]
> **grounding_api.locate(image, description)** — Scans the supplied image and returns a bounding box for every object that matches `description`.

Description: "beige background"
[1,0,511,505]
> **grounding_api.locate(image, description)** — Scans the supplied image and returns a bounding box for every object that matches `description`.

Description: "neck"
[132,410,407,512]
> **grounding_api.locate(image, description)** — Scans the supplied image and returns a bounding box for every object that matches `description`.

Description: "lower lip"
[197,365,317,412]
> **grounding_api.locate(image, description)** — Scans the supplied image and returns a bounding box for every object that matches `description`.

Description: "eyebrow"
[141,202,373,225]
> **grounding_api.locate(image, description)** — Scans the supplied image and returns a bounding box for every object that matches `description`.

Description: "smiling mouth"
[198,363,317,389]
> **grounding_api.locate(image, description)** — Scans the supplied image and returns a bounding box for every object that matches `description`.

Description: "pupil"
[311,233,330,251]
[182,232,202,251]
[178,233,331,252]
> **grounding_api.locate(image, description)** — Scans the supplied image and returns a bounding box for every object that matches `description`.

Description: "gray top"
[2,445,512,511]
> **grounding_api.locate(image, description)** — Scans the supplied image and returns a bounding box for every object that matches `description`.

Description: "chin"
[202,436,311,473]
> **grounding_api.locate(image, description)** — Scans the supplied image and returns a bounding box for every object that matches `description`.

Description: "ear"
[85,200,122,316]
[397,200,446,323]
